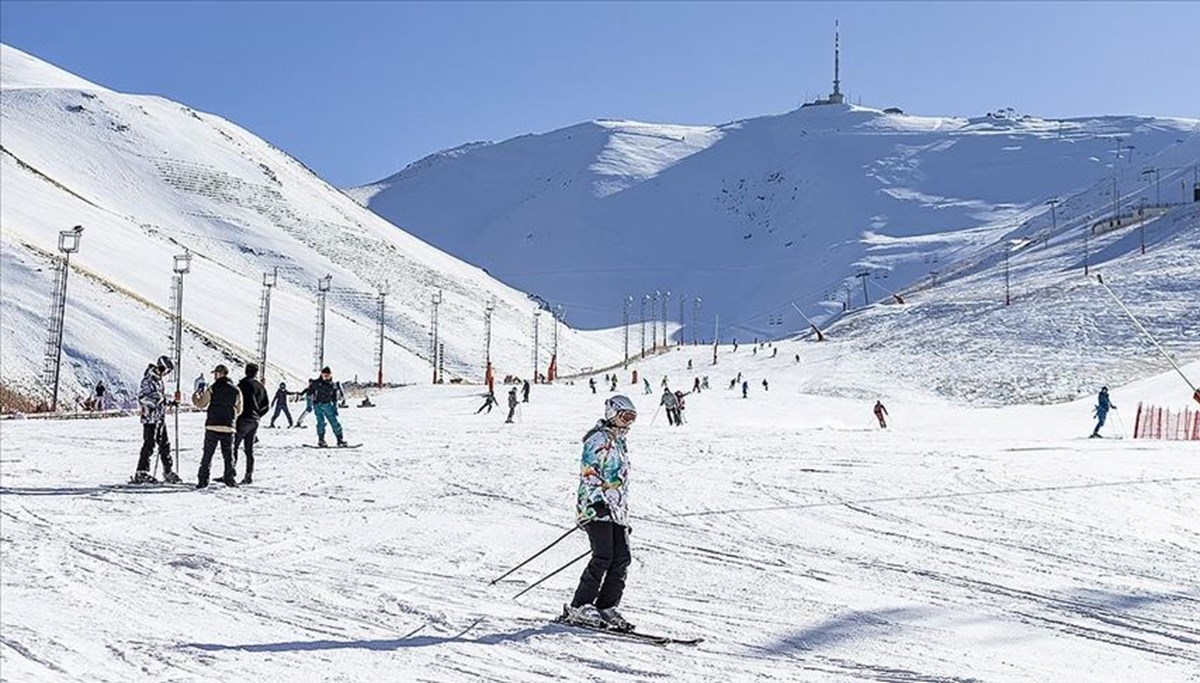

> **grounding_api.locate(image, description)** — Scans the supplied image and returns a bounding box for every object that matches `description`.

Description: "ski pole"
[650,403,662,426]
[511,549,591,600]
[1095,274,1198,397]
[489,524,581,585]
[152,421,162,479]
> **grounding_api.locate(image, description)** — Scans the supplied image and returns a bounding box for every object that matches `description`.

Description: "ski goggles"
[614,409,638,425]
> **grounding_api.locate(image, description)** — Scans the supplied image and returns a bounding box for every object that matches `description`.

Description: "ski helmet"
[604,394,637,423]
[157,355,174,374]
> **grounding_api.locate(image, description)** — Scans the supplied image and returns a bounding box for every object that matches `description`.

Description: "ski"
[301,443,363,449]
[551,612,703,646]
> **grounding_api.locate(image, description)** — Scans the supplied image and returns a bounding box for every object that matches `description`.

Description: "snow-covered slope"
[353,103,1200,340]
[0,45,621,406]
[2,348,1197,682]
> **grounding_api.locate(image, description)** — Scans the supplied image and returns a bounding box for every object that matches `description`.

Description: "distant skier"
[762,378,769,392]
[661,375,669,389]
[269,382,293,428]
[522,379,531,403]
[610,375,617,392]
[660,387,679,426]
[701,376,709,390]
[94,380,107,411]
[233,363,270,485]
[192,364,243,489]
[303,367,348,447]
[874,400,889,429]
[132,356,181,484]
[642,377,652,395]
[772,348,777,358]
[692,377,701,393]
[505,386,519,423]
[589,377,597,394]
[741,381,749,399]
[687,359,693,370]
[795,354,800,363]
[294,378,315,428]
[564,395,637,632]
[1090,386,1116,438]
[476,390,498,414]
[674,390,688,425]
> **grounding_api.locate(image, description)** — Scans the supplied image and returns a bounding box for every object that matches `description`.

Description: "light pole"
[622,296,631,367]
[550,304,562,382]
[256,268,277,384]
[692,298,702,345]
[1045,198,1059,248]
[375,285,387,388]
[855,272,869,307]
[1084,224,1091,276]
[314,274,332,372]
[662,291,670,348]
[640,294,648,358]
[532,309,541,382]
[678,295,685,347]
[651,291,659,350]
[1141,167,1160,207]
[430,290,442,384]
[484,299,494,391]
[43,226,83,411]
[171,249,192,462]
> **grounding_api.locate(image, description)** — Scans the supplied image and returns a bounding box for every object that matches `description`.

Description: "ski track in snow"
[2,349,1199,682]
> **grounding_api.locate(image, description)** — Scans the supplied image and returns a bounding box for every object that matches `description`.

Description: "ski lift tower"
[374,284,388,387]
[484,298,495,393]
[256,268,277,384]
[430,290,442,384]
[313,275,332,372]
[532,308,542,382]
[42,225,83,411]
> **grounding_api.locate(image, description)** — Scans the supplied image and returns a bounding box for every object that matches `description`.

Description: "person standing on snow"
[674,390,688,425]
[589,377,597,394]
[660,387,679,426]
[192,364,243,488]
[232,363,270,484]
[1091,386,1116,438]
[304,367,348,447]
[610,375,617,392]
[505,386,519,423]
[741,380,749,399]
[874,400,889,429]
[133,356,181,484]
[269,382,294,428]
[294,378,315,428]
[642,377,652,395]
[692,377,701,394]
[762,378,769,392]
[564,395,638,632]
[522,379,531,403]
[94,380,107,411]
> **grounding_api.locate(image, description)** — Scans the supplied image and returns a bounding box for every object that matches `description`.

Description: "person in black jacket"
[302,366,347,447]
[192,364,243,489]
[268,381,294,428]
[233,363,270,484]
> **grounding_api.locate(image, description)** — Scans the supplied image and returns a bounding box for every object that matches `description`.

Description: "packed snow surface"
[2,346,1197,682]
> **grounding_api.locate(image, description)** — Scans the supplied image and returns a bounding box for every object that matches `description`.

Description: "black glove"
[588,500,610,520]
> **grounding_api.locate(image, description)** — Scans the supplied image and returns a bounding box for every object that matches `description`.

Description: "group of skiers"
[132,357,350,488]
[475,379,530,423]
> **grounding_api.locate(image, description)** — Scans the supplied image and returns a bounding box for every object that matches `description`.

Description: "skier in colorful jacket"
[567,395,637,632]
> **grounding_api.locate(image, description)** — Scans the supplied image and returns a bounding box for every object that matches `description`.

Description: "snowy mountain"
[0,45,622,408]
[352,102,1200,341]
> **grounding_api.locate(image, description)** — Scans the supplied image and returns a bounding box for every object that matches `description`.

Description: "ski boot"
[219,474,239,488]
[240,473,253,486]
[562,604,604,628]
[317,439,328,448]
[336,438,349,448]
[162,470,184,485]
[131,470,158,485]
[598,607,634,633]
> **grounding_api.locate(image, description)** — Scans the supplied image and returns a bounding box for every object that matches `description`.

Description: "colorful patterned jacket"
[138,366,167,425]
[576,420,630,527]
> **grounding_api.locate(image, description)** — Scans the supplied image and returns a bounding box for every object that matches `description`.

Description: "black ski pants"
[270,401,292,427]
[571,521,631,610]
[232,418,259,478]
[198,430,235,485]
[137,422,173,473]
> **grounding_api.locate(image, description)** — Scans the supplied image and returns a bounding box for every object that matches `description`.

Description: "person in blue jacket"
[1090,386,1116,438]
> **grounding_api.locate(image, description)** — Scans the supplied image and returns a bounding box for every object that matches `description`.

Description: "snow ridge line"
[656,475,1200,520]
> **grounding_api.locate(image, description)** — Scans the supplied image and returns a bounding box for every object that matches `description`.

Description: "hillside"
[0,44,622,407]
[352,103,1200,342]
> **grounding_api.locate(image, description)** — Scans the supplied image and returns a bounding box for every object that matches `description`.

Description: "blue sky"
[3,1,1197,186]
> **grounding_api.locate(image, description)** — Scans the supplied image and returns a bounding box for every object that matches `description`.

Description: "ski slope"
[0,44,622,409]
[353,99,1200,338]
[2,346,1197,682]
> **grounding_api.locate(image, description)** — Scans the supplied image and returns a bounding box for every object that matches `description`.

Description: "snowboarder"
[589,377,597,394]
[642,377,652,395]
[133,357,181,484]
[874,400,888,429]
[564,395,637,632]
[660,387,679,426]
[268,382,293,428]
[94,380,107,411]
[294,379,315,428]
[304,367,348,447]
[192,364,243,489]
[522,379,531,403]
[505,386,519,423]
[1091,386,1116,438]
[232,363,270,485]
[741,381,749,398]
[476,390,498,414]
